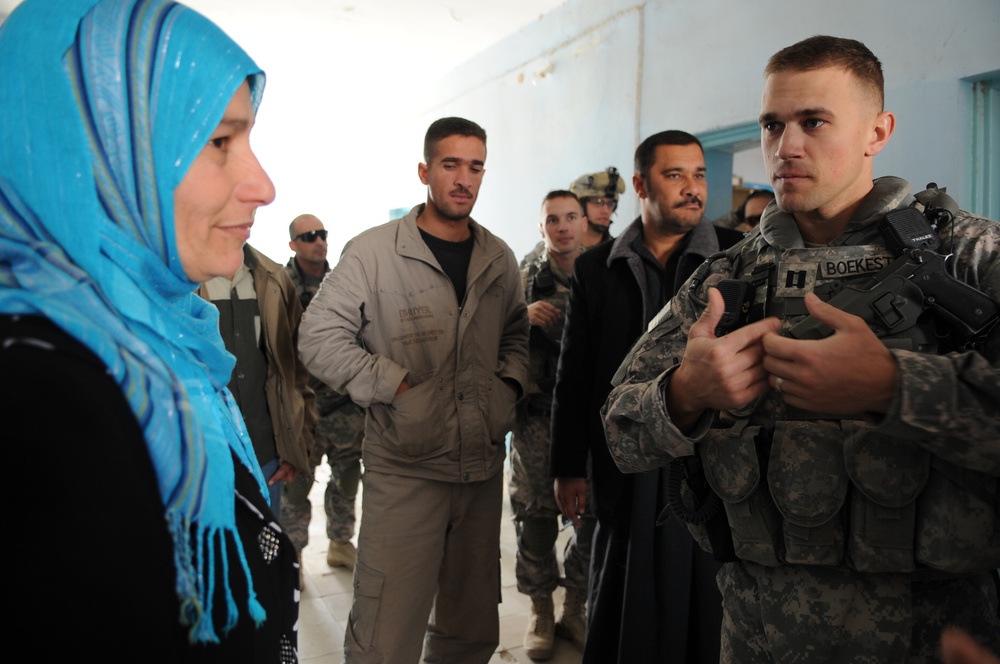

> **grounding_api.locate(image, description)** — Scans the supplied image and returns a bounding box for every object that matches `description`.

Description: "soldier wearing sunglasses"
[282,214,365,573]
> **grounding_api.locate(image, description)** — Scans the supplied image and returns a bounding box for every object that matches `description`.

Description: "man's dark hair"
[634,130,703,182]
[744,189,775,205]
[423,117,487,162]
[541,189,583,212]
[765,35,884,110]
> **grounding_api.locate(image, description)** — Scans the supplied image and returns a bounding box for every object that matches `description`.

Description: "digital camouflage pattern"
[718,561,1000,663]
[602,177,1000,659]
[281,258,364,551]
[509,253,594,596]
[519,239,545,270]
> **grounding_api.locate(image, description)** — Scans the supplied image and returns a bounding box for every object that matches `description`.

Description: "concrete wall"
[405,0,1000,260]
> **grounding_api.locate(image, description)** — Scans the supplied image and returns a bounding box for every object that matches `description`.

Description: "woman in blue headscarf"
[0,0,298,659]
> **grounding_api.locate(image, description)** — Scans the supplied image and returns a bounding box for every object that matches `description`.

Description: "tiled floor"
[298,460,584,664]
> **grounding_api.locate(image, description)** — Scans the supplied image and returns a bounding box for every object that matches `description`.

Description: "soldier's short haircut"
[541,189,583,213]
[634,131,703,182]
[423,117,487,162]
[766,35,885,110]
[288,213,320,240]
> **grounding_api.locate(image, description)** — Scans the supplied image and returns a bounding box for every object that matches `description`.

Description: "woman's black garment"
[3,314,299,662]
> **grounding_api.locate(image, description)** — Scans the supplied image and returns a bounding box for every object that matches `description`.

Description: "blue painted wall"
[402,0,1000,260]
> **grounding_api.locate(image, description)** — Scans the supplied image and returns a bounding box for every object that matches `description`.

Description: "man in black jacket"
[550,130,744,663]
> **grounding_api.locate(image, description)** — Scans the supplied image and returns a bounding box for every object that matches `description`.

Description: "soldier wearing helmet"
[570,166,627,247]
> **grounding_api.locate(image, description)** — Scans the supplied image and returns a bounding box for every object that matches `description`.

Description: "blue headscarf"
[0,0,271,643]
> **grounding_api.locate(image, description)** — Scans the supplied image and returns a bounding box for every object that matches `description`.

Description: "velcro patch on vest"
[774,246,895,299]
[817,254,894,280]
[775,261,818,299]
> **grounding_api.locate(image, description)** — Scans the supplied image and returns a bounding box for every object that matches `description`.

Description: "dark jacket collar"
[606,215,722,267]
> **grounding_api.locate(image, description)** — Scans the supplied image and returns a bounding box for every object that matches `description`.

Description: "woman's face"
[174,82,274,282]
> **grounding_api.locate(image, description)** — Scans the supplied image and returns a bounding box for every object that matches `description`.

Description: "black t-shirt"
[419,227,475,305]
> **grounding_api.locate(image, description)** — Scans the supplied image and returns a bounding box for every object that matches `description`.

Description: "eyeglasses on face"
[293,229,328,243]
[587,197,617,210]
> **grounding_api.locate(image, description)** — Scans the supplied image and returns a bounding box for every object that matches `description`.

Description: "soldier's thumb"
[693,287,726,338]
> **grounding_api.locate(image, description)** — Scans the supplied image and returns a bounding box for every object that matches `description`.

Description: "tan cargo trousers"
[344,469,503,663]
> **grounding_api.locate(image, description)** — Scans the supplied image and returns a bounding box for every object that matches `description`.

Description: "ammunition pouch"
[700,416,1000,573]
[701,421,784,566]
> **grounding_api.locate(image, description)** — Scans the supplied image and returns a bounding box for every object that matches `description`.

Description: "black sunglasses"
[294,229,328,243]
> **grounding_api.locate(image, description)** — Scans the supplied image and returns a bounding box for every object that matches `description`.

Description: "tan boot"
[326,540,357,570]
[555,588,586,651]
[524,594,555,660]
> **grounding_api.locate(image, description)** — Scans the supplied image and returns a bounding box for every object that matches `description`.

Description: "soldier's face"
[289,216,328,265]
[584,198,614,229]
[418,135,486,222]
[760,66,892,226]
[539,196,585,255]
[634,143,706,236]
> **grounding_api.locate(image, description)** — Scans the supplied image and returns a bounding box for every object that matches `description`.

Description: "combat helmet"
[570,167,626,203]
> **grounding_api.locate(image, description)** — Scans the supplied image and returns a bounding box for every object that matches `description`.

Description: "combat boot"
[327,539,357,570]
[555,588,586,651]
[524,594,555,660]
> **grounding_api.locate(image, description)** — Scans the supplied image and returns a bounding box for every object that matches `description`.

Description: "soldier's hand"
[666,287,781,432]
[527,300,562,328]
[554,477,587,528]
[940,627,1000,664]
[762,293,897,415]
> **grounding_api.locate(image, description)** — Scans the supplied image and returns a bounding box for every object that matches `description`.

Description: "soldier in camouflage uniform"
[603,36,1000,662]
[511,191,595,659]
[571,167,626,249]
[519,168,625,269]
[281,213,364,570]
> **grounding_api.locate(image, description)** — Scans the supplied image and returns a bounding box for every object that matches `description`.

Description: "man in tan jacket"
[300,117,530,664]
[200,243,314,518]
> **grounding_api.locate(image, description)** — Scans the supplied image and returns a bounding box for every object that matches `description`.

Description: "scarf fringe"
[167,511,263,643]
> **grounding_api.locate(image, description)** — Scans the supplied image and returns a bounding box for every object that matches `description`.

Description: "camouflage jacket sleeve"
[601,260,731,473]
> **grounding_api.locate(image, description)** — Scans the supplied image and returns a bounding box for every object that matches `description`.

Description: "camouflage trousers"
[509,410,595,597]
[719,560,1000,663]
[281,403,364,552]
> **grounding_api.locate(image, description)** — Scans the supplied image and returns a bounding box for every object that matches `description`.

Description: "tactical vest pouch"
[769,420,848,566]
[702,422,784,566]
[843,422,926,572]
[916,457,1000,573]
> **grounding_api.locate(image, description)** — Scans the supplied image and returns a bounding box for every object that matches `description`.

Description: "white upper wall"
[408,0,1000,260]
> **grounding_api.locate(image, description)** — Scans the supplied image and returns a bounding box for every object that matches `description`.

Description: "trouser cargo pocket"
[345,560,385,657]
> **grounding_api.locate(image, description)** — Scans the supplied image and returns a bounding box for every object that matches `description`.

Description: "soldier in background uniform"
[512,191,595,659]
[520,168,625,269]
[571,167,626,248]
[603,35,1000,662]
[281,213,364,570]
